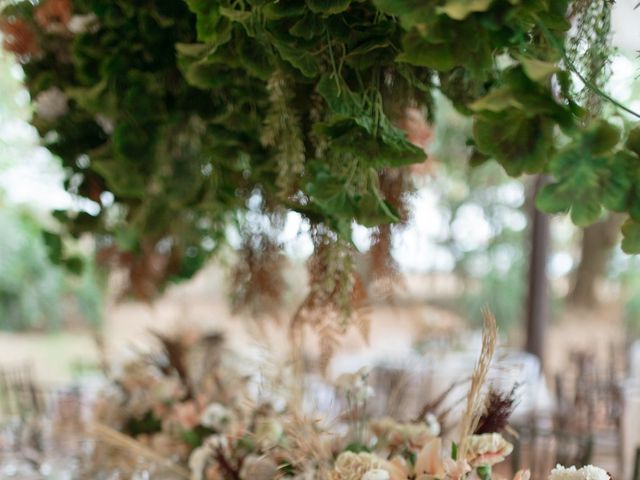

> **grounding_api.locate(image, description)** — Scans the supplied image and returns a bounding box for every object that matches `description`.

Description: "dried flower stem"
[458,308,497,459]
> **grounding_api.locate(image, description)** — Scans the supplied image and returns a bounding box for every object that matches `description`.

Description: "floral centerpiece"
[79,313,613,480]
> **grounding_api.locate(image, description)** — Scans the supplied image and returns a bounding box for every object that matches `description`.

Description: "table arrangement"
[0,313,612,480]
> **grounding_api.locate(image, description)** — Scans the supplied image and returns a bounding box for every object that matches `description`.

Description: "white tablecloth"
[622,378,640,479]
[329,342,552,423]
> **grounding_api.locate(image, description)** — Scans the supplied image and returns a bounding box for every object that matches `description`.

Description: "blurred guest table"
[328,334,552,424]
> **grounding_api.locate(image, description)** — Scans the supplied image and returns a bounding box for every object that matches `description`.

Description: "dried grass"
[89,422,190,479]
[458,308,497,459]
[289,227,370,374]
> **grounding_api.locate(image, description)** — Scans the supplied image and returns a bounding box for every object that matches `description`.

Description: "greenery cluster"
[1,0,639,307]
[0,205,64,330]
[0,203,103,331]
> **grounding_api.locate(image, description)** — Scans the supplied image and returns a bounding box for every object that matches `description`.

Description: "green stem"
[477,465,492,480]
[537,21,640,120]
[568,62,640,119]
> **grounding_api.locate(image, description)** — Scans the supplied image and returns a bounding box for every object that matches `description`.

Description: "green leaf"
[263,1,306,19]
[626,126,640,155]
[538,124,631,227]
[92,156,147,198]
[536,183,571,215]
[622,218,640,253]
[397,31,456,71]
[600,151,634,212]
[316,75,363,116]
[570,200,602,226]
[469,87,523,113]
[238,37,272,79]
[344,442,371,453]
[66,80,110,113]
[473,110,554,176]
[270,35,321,78]
[583,120,621,155]
[437,0,494,20]
[306,0,352,14]
[305,169,400,226]
[345,38,395,70]
[317,117,426,168]
[65,256,85,275]
[175,42,210,57]
[517,56,559,83]
[289,12,325,39]
[219,6,252,23]
[371,0,425,19]
[42,230,64,263]
[184,3,230,44]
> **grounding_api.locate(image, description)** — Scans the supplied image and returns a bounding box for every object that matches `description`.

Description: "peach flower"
[465,433,513,467]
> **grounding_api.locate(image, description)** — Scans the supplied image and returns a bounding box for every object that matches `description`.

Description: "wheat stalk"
[457,308,497,460]
[89,422,191,479]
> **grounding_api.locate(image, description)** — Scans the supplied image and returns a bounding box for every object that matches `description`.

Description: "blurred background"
[0,1,640,479]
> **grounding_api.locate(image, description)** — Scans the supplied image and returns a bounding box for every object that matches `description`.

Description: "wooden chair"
[0,363,43,421]
[511,347,625,479]
[633,446,640,480]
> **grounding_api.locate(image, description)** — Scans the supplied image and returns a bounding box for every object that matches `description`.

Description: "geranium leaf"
[473,110,553,176]
[437,0,494,20]
[622,218,640,254]
[517,56,559,83]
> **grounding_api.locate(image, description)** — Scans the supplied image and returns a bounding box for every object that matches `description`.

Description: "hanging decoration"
[2,0,639,312]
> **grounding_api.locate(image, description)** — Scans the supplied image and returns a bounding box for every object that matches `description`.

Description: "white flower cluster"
[363,469,391,480]
[334,367,375,403]
[549,465,610,480]
[188,435,227,480]
[200,402,234,431]
[424,412,441,437]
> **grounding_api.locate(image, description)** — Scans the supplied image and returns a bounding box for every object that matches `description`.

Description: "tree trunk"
[525,176,551,369]
[568,214,624,307]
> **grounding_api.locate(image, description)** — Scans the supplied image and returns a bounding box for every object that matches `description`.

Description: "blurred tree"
[569,214,624,307]
[525,176,550,366]
[428,94,528,331]
[0,40,103,331]
[0,203,63,330]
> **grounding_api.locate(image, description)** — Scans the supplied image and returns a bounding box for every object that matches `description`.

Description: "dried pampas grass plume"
[458,308,497,459]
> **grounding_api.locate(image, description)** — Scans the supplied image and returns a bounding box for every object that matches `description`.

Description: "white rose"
[363,468,390,480]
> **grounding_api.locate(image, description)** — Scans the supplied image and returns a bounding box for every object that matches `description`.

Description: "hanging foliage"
[1,0,639,309]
